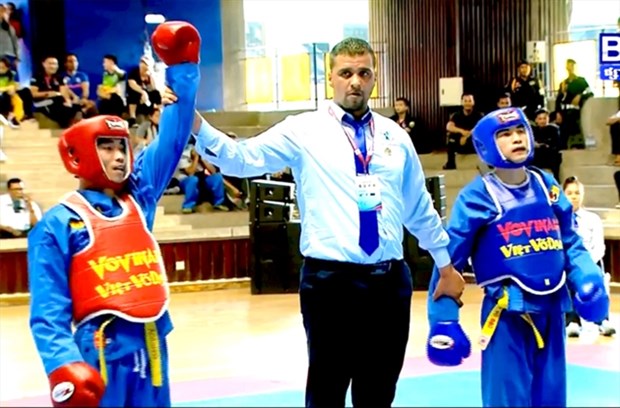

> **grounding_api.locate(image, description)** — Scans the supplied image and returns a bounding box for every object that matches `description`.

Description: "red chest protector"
[62,192,169,326]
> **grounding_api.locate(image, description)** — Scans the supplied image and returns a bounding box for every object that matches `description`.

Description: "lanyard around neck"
[328,107,375,174]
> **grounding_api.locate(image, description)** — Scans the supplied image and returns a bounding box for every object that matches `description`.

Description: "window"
[243,0,370,111]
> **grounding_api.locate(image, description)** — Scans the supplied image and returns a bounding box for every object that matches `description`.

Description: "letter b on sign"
[600,33,620,64]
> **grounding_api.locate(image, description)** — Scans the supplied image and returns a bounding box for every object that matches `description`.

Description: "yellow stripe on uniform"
[96,317,116,385]
[145,321,163,387]
[479,288,545,350]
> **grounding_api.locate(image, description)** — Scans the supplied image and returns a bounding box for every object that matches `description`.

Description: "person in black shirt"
[555,59,593,149]
[606,110,620,166]
[443,93,483,170]
[505,61,545,120]
[496,92,512,109]
[532,108,562,182]
[390,97,421,151]
[29,56,80,128]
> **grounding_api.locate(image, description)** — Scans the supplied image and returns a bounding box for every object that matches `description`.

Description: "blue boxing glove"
[573,272,609,323]
[427,321,471,367]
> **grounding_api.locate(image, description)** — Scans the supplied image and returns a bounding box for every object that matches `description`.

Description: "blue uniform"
[28,63,199,407]
[428,167,601,407]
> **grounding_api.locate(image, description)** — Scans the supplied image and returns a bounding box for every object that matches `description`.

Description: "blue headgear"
[471,107,534,169]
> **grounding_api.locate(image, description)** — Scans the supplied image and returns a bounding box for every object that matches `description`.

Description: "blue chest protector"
[471,170,566,294]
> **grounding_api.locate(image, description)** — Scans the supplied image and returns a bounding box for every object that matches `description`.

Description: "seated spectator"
[443,93,483,170]
[532,108,562,182]
[606,110,620,166]
[97,54,126,117]
[496,92,512,109]
[176,143,229,213]
[135,107,159,142]
[0,56,22,127]
[132,107,159,158]
[62,53,97,119]
[0,178,42,238]
[126,57,161,127]
[30,56,80,128]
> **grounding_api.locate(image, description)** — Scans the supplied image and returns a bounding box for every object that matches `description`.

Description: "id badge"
[355,174,382,212]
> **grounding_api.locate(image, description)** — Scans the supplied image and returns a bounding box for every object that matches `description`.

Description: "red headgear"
[58,115,133,190]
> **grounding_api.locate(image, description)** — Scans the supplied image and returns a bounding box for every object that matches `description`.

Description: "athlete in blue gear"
[27,22,200,407]
[425,107,609,407]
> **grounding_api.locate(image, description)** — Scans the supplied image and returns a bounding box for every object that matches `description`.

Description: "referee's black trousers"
[300,257,413,408]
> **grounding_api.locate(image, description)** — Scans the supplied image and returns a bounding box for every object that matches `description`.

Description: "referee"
[189,38,464,407]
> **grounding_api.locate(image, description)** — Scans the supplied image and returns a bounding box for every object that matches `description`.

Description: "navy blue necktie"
[574,213,579,230]
[343,113,379,255]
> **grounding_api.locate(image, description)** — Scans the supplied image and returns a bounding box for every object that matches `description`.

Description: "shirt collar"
[327,101,373,125]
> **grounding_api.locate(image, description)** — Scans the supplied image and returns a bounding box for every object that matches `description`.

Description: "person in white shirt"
[165,37,464,407]
[0,177,42,238]
[563,176,615,336]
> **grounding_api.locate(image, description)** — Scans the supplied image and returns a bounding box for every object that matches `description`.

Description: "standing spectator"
[5,3,22,39]
[0,4,19,69]
[505,61,545,120]
[555,59,593,149]
[606,110,620,166]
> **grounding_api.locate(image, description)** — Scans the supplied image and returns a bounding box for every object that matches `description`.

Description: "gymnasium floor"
[1,286,618,407]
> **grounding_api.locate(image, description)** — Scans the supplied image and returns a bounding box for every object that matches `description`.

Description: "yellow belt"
[479,289,545,350]
[95,318,163,387]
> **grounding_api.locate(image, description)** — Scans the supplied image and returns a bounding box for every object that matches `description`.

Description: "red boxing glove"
[151,21,201,65]
[48,362,105,407]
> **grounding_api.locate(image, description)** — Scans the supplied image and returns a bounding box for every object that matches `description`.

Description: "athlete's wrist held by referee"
[438,264,457,277]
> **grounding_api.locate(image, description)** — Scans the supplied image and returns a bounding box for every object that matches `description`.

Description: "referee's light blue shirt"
[194,102,451,267]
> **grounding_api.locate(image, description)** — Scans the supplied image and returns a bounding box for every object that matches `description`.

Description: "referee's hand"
[433,265,465,307]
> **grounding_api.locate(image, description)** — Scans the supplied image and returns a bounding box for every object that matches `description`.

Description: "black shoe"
[443,162,456,170]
